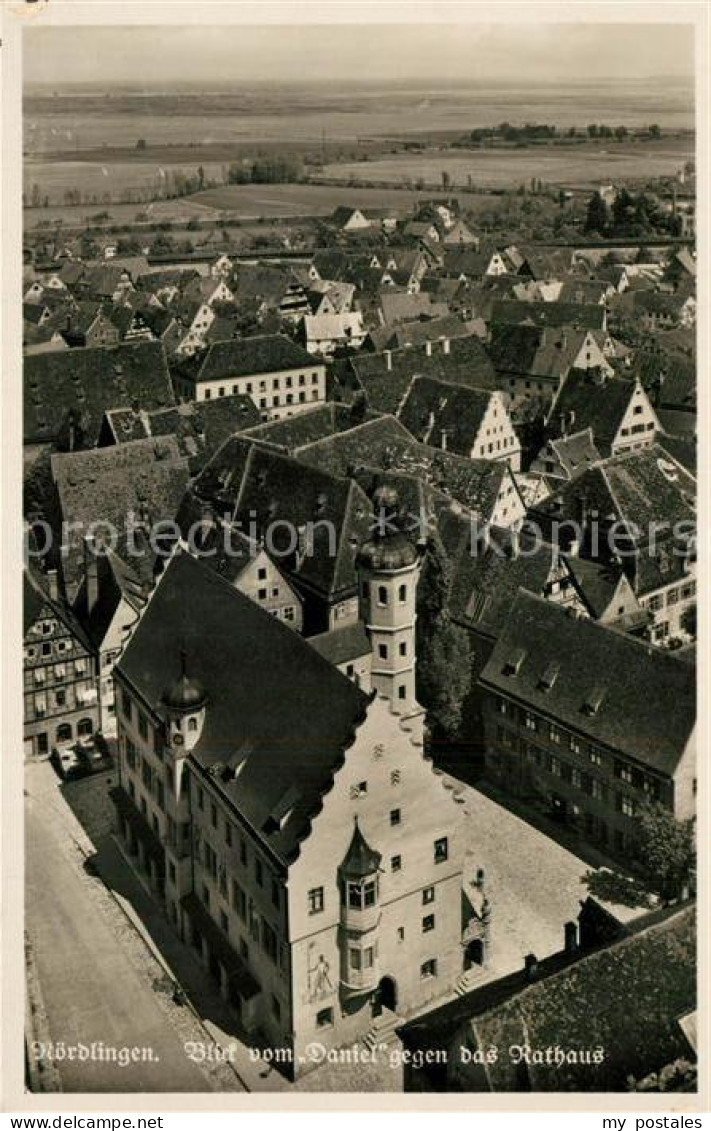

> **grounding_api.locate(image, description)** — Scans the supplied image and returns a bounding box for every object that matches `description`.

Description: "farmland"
[321,137,694,192]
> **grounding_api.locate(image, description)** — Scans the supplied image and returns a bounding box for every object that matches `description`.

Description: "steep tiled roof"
[350,337,501,415]
[239,402,376,454]
[24,340,176,448]
[192,443,374,599]
[480,590,695,775]
[440,513,556,636]
[102,395,260,473]
[50,435,190,601]
[116,550,369,864]
[490,300,606,332]
[547,428,603,478]
[397,376,498,455]
[369,314,470,352]
[488,324,591,380]
[308,622,371,666]
[548,370,646,455]
[296,415,509,521]
[24,568,95,653]
[379,291,449,325]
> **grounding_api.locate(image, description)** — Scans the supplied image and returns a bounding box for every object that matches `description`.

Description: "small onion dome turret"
[356,484,418,572]
[162,649,207,713]
[339,817,382,879]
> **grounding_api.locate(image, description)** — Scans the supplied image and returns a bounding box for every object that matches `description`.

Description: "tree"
[614,125,628,141]
[680,605,696,638]
[441,170,451,189]
[587,124,599,138]
[136,138,147,150]
[634,802,695,902]
[584,191,608,235]
[415,531,471,739]
[649,123,662,138]
[198,165,205,190]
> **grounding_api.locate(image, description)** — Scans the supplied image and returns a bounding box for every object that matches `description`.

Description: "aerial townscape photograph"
[9,8,702,1110]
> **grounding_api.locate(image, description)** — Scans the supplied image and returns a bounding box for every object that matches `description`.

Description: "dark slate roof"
[24,340,176,448]
[103,395,260,473]
[189,334,321,384]
[191,442,374,599]
[547,370,642,454]
[73,548,148,649]
[479,590,695,775]
[296,416,509,522]
[116,550,369,863]
[350,336,501,415]
[562,555,629,619]
[50,436,190,601]
[488,323,590,380]
[339,819,382,877]
[471,906,695,1092]
[24,568,94,653]
[397,376,497,455]
[440,512,556,636]
[547,428,602,479]
[490,300,606,332]
[369,314,471,352]
[657,434,696,476]
[239,402,375,454]
[308,622,372,666]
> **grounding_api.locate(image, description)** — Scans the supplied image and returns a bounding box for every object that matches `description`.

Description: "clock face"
[173,733,184,746]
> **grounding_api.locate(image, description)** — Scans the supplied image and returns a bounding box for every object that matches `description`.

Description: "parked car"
[52,744,82,781]
[75,734,112,775]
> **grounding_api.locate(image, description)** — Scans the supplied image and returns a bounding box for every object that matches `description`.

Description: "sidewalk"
[94,833,290,1092]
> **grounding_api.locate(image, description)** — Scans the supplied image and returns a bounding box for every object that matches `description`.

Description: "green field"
[321,138,693,191]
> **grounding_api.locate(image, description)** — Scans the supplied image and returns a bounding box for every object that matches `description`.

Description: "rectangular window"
[569,735,581,754]
[255,859,264,887]
[589,749,602,767]
[390,808,401,827]
[390,769,401,786]
[525,713,537,732]
[378,644,388,660]
[422,915,435,933]
[391,855,402,872]
[420,959,437,980]
[271,879,280,909]
[422,886,435,905]
[262,921,278,963]
[220,910,229,935]
[122,690,132,720]
[211,802,217,829]
[308,887,324,915]
[378,586,388,606]
[434,837,448,864]
[240,838,247,866]
[232,880,246,920]
[225,821,232,847]
[138,713,148,741]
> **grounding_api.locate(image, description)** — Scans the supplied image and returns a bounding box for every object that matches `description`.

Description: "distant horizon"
[24,24,695,87]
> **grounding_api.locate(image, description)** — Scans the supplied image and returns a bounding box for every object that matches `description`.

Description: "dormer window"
[583,686,606,716]
[538,662,559,692]
[503,648,526,677]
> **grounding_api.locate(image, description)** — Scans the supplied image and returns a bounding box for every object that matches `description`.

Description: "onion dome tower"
[338,818,382,999]
[357,485,420,714]
[161,649,207,797]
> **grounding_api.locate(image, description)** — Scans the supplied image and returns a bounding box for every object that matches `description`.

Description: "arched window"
[188,717,197,732]
[77,718,94,737]
[56,722,72,743]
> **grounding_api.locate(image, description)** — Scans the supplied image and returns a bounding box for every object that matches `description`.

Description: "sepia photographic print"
[2,0,707,1112]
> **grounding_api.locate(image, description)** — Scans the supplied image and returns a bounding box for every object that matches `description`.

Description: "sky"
[24,23,695,87]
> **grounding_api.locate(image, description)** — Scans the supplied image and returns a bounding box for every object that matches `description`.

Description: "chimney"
[443,336,451,355]
[440,429,448,452]
[84,534,99,615]
[568,409,576,430]
[425,339,432,357]
[46,569,59,601]
[524,953,538,981]
[564,921,579,956]
[560,412,567,439]
[509,525,520,560]
[384,349,392,372]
